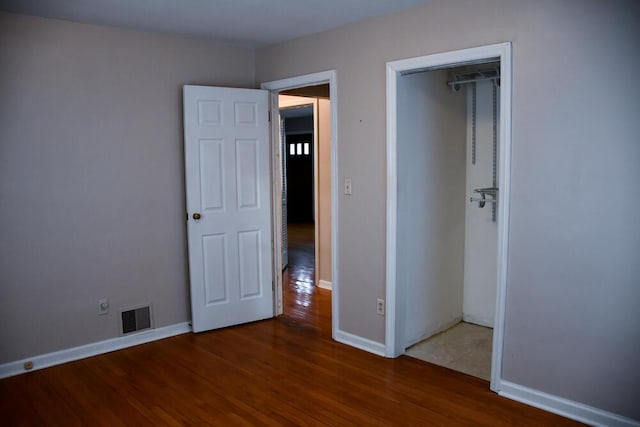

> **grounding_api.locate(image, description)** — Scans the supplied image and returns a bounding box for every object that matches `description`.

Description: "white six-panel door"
[183,85,273,332]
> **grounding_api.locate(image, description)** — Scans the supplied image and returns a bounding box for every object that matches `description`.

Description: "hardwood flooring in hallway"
[0,224,582,425]
[282,222,329,328]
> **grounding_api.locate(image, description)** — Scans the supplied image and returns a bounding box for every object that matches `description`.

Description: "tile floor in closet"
[405,322,493,381]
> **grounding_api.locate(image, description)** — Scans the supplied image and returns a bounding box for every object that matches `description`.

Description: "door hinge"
[268,111,271,122]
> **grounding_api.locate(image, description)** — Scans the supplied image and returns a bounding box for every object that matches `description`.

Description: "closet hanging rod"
[447,75,499,88]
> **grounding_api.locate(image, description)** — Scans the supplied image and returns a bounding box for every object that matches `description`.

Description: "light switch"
[344,178,352,195]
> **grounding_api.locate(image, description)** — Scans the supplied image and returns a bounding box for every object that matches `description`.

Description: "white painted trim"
[261,70,339,341]
[313,98,320,287]
[261,71,336,93]
[385,43,512,396]
[268,92,284,315]
[462,314,492,328]
[329,79,338,342]
[385,59,400,358]
[405,316,462,349]
[492,42,512,393]
[500,381,640,427]
[0,322,191,379]
[334,329,386,357]
[318,280,332,291]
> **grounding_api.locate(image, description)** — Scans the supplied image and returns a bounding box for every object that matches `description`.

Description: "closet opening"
[385,43,512,391]
[402,61,500,381]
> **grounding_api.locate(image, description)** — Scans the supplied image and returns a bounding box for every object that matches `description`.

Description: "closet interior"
[397,60,501,380]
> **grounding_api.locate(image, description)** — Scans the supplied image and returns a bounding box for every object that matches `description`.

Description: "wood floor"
[0,223,581,426]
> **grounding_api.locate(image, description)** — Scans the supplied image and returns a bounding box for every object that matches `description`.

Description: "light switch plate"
[344,178,352,195]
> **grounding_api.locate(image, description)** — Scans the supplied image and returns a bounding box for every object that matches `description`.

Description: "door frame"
[385,43,512,392]
[261,71,338,337]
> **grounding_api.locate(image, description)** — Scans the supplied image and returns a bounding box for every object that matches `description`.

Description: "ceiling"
[0,0,432,48]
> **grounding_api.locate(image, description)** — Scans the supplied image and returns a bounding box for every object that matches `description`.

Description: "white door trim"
[385,43,512,393]
[312,99,320,289]
[261,71,339,338]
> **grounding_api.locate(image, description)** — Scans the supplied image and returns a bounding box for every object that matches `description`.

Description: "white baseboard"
[499,380,639,427]
[462,314,493,328]
[405,315,462,349]
[334,329,385,357]
[318,280,332,290]
[0,322,192,379]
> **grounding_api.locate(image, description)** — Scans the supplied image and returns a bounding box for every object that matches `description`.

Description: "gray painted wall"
[0,12,254,363]
[397,70,466,348]
[256,0,640,419]
[2,0,639,420]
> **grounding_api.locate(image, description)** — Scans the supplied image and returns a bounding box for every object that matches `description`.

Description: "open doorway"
[279,96,318,322]
[280,87,332,324]
[385,44,512,392]
[398,62,500,381]
[261,76,336,331]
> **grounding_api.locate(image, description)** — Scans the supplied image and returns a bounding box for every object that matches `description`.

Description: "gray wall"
[2,0,639,420]
[0,12,255,363]
[256,0,640,419]
[397,71,466,348]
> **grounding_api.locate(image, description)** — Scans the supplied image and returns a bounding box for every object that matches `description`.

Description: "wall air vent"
[120,305,153,335]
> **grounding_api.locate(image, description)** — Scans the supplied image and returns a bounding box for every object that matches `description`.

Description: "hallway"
[282,222,331,330]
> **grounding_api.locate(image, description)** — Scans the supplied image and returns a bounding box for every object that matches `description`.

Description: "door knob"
[193,213,201,220]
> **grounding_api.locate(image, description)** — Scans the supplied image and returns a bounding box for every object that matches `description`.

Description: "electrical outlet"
[376,298,385,316]
[98,298,109,315]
